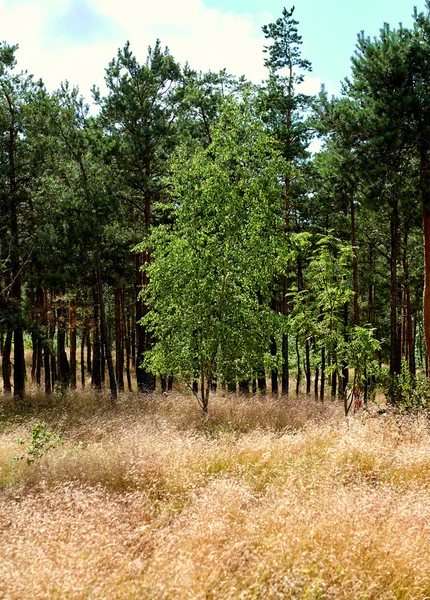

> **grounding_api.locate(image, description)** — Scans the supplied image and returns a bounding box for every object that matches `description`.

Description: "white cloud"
[0,0,335,101]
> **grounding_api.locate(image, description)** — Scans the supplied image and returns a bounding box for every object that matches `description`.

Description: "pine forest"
[2,4,430,598]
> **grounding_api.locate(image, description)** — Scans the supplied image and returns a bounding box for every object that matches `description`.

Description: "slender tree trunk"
[257,373,266,395]
[295,334,301,396]
[351,198,359,326]
[57,298,70,387]
[342,301,349,396]
[2,330,12,394]
[31,330,37,384]
[92,287,102,391]
[270,338,278,395]
[114,284,125,392]
[86,319,92,375]
[281,276,289,395]
[331,357,337,398]
[8,121,25,400]
[96,263,117,402]
[81,327,86,389]
[122,290,132,392]
[390,204,401,378]
[421,148,430,377]
[402,231,415,375]
[305,337,311,395]
[313,339,319,400]
[131,301,136,369]
[135,188,155,393]
[320,346,325,402]
[69,299,77,389]
[49,293,57,390]
[42,291,51,395]
[36,337,42,387]
[201,371,209,416]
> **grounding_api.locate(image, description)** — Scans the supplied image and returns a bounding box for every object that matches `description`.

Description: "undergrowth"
[0,390,429,599]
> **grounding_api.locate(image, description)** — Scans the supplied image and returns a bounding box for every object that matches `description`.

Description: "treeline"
[1,4,430,412]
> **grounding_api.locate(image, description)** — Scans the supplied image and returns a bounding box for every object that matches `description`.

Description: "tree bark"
[96,263,117,402]
[305,337,311,395]
[351,198,359,326]
[402,231,415,375]
[421,147,430,379]
[390,205,401,378]
[295,334,301,396]
[2,330,12,394]
[91,287,102,391]
[114,284,125,392]
[81,327,86,389]
[57,298,70,387]
[122,290,132,392]
[69,299,77,389]
[320,345,325,402]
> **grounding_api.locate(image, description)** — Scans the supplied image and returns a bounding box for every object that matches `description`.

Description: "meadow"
[0,391,429,599]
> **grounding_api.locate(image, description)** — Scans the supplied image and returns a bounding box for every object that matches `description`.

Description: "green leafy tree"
[141,97,287,413]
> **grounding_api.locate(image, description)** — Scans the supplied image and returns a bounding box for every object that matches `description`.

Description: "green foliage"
[289,234,354,346]
[140,95,287,401]
[15,422,65,463]
[384,359,430,413]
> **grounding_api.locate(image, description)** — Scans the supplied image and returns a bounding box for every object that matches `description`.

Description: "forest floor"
[0,391,429,599]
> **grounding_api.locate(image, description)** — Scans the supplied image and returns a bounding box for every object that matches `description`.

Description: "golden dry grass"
[0,391,430,599]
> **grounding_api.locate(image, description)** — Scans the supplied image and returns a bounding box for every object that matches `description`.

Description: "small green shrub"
[15,422,65,463]
[385,360,430,413]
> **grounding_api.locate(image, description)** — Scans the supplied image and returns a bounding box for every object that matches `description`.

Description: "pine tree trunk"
[320,346,325,402]
[9,122,25,400]
[135,187,155,393]
[257,374,266,395]
[122,291,132,392]
[2,330,12,394]
[31,331,37,384]
[57,298,70,387]
[92,287,102,391]
[342,301,349,396]
[270,338,278,395]
[36,337,42,387]
[314,340,319,400]
[69,299,77,389]
[421,148,430,377]
[42,291,51,395]
[305,337,311,395]
[96,263,117,402]
[351,198,359,326]
[131,302,136,369]
[390,205,401,378]
[86,319,92,375]
[295,334,301,396]
[281,276,289,395]
[114,284,125,392]
[402,231,415,375]
[81,327,86,389]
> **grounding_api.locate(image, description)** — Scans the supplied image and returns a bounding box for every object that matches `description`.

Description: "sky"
[0,0,427,102]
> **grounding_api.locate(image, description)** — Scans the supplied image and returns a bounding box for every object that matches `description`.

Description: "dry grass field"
[0,391,430,599]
